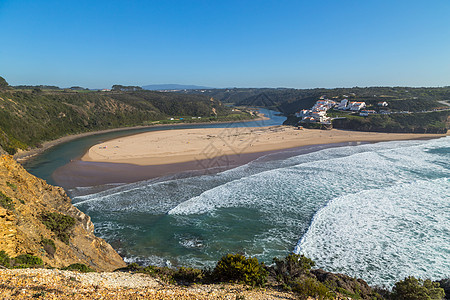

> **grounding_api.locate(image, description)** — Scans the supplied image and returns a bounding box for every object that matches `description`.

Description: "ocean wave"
[295,177,450,287]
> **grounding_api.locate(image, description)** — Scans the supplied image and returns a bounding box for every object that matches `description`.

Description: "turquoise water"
[23,111,449,287]
[70,136,449,287]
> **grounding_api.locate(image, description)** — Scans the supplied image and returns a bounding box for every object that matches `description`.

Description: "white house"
[349,102,366,111]
[295,109,311,118]
[336,99,349,110]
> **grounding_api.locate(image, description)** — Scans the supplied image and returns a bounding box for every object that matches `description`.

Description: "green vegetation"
[0,76,8,89]
[116,254,268,287]
[392,276,445,300]
[0,250,11,268]
[12,254,43,268]
[293,277,333,300]
[111,85,142,92]
[271,254,315,287]
[62,263,95,273]
[40,212,76,244]
[211,253,268,287]
[40,238,56,257]
[0,191,14,210]
[6,181,17,190]
[332,111,448,133]
[0,252,43,269]
[117,263,205,285]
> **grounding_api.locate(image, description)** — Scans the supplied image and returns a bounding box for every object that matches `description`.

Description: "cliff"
[0,155,126,271]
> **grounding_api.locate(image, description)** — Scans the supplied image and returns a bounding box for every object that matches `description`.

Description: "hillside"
[185,86,450,113]
[184,87,450,133]
[0,155,125,271]
[0,84,250,155]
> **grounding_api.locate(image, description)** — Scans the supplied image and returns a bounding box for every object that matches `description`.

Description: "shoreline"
[81,126,449,166]
[53,127,448,189]
[13,116,266,164]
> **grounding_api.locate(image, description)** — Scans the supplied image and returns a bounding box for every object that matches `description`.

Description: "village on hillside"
[295,96,390,125]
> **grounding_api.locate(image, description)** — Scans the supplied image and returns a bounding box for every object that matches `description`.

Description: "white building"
[295,109,311,118]
[336,99,349,110]
[349,102,366,111]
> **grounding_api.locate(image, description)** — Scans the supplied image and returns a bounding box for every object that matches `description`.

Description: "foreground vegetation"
[1,251,447,299]
[114,254,448,299]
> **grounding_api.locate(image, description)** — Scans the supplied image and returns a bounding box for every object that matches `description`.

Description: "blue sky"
[1,0,449,89]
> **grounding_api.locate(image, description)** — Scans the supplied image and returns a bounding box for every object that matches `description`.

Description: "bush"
[437,279,450,300]
[212,254,268,287]
[12,254,43,268]
[0,191,14,210]
[40,212,76,244]
[392,276,445,300]
[141,265,176,284]
[40,238,56,257]
[62,263,94,273]
[0,250,10,268]
[292,277,333,300]
[6,182,17,190]
[271,254,315,286]
[173,267,204,284]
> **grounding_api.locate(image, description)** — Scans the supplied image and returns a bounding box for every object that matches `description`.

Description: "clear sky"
[1,0,449,89]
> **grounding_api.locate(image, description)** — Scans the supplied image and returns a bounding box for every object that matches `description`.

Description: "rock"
[0,155,126,271]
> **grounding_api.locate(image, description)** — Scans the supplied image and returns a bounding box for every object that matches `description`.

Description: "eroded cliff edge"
[0,155,126,271]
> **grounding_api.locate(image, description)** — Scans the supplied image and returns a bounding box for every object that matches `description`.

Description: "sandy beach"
[81,126,448,166]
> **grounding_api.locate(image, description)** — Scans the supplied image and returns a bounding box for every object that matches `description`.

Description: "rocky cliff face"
[0,155,126,271]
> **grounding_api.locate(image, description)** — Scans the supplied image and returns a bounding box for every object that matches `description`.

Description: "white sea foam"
[295,178,450,287]
[168,138,448,216]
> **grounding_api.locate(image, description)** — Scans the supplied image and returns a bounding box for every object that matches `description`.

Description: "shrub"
[137,265,175,284]
[118,262,141,272]
[0,191,14,210]
[212,254,268,287]
[62,263,94,273]
[292,277,333,300]
[392,276,445,300]
[40,238,56,257]
[40,212,76,244]
[173,267,204,284]
[6,182,17,190]
[0,250,10,268]
[12,254,43,268]
[437,279,450,300]
[271,253,315,286]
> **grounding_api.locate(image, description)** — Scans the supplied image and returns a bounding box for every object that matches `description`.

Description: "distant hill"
[142,84,213,90]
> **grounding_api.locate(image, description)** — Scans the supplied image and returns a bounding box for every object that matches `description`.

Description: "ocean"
[68,136,449,287]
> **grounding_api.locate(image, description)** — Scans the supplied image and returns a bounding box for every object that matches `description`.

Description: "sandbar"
[81,126,448,166]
